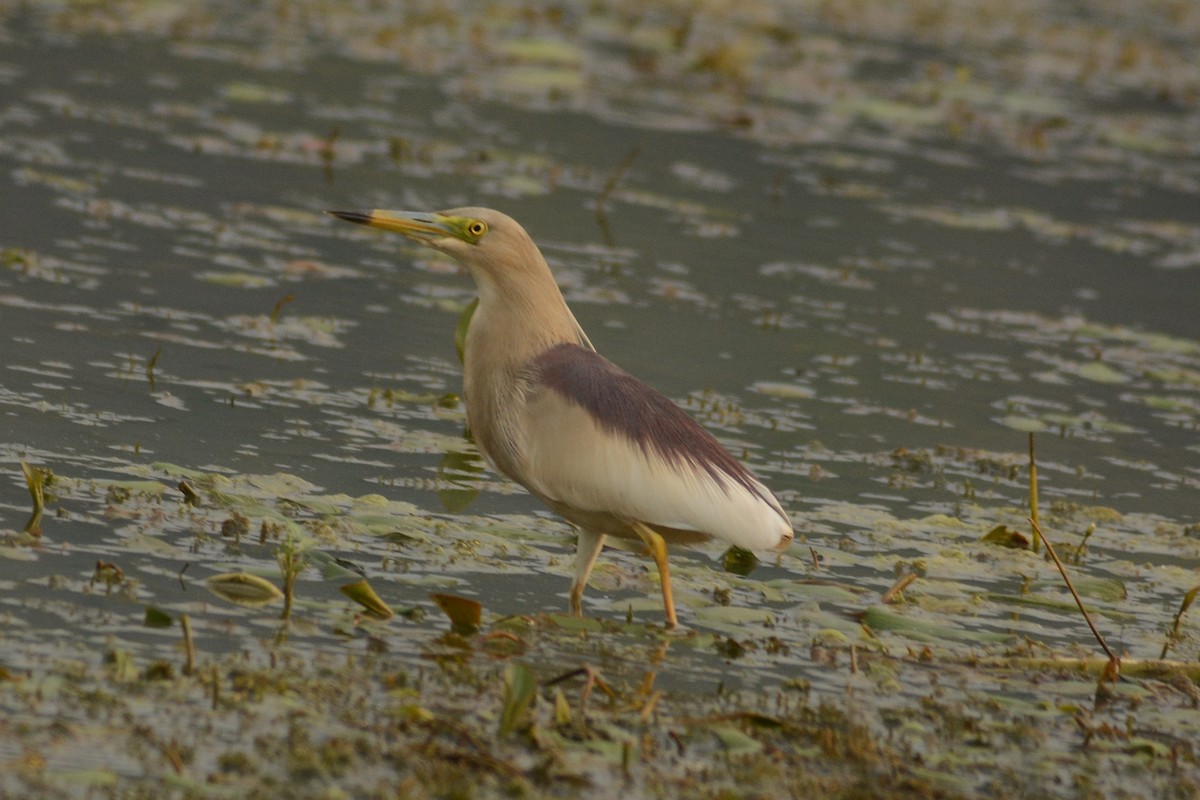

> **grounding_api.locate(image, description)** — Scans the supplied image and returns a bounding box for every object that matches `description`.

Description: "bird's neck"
[462,266,584,481]
[470,265,584,360]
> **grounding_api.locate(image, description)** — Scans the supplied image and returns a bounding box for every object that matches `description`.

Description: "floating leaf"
[998,415,1048,433]
[341,579,394,620]
[196,271,275,289]
[768,580,864,604]
[981,525,1029,549]
[812,628,850,646]
[546,613,605,632]
[432,592,482,632]
[143,607,173,628]
[1076,361,1129,384]
[205,572,284,607]
[751,381,815,400]
[496,38,584,66]
[1042,412,1137,434]
[498,662,536,738]
[694,606,774,626]
[0,543,38,559]
[710,724,763,755]
[861,606,1012,644]
[1063,577,1127,602]
[984,593,1135,621]
[493,66,585,96]
[309,551,366,581]
[1025,578,1127,603]
[221,81,292,104]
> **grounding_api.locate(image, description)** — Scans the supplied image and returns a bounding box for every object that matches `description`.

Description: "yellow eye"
[467,220,488,238]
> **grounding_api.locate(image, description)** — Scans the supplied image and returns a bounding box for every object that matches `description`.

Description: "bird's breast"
[462,352,537,487]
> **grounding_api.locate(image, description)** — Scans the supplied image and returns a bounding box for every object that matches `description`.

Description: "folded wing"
[520,344,792,551]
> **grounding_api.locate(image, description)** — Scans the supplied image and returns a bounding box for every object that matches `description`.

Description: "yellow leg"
[631,521,677,629]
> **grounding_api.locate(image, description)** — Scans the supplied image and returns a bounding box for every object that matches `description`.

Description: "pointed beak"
[326,209,453,241]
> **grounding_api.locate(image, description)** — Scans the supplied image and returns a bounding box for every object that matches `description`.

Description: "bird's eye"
[466,220,488,238]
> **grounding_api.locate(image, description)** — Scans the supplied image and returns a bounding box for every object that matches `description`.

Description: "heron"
[328,207,792,627]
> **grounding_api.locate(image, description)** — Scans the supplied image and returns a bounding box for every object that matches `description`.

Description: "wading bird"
[329,207,792,627]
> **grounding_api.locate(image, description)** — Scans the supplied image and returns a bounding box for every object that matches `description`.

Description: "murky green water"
[2,3,1198,797]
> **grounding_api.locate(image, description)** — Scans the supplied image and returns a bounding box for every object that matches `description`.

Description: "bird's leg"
[569,529,606,616]
[630,521,677,629]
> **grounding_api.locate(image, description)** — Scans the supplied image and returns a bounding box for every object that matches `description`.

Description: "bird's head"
[327,206,543,286]
[328,204,589,348]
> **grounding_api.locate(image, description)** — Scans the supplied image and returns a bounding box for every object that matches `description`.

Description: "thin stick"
[1028,433,1041,553]
[1160,584,1200,660]
[146,346,162,389]
[882,573,917,604]
[595,144,642,244]
[180,613,196,676]
[270,293,296,325]
[596,144,641,218]
[1030,517,1119,670]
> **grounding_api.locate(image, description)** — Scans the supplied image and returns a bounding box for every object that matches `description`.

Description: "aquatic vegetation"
[1,1,1198,797]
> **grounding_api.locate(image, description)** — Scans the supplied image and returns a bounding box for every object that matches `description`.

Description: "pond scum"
[2,444,1198,800]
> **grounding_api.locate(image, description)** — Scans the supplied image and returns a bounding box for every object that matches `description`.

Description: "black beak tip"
[327,209,372,225]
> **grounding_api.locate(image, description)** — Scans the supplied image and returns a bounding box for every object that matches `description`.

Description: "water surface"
[2,3,1198,797]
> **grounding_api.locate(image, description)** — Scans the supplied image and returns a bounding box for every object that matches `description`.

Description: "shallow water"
[1,3,1199,797]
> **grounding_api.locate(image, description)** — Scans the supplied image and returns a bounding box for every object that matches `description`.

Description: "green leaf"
[1062,577,1127,602]
[998,415,1048,433]
[143,607,173,628]
[1076,361,1129,384]
[454,297,478,364]
[861,606,1012,644]
[205,572,284,607]
[20,461,48,533]
[341,579,395,619]
[432,593,482,632]
[694,606,774,626]
[1013,579,1127,604]
[710,724,763,755]
[308,551,365,581]
[546,613,606,632]
[498,662,536,738]
[553,688,572,726]
[981,525,1030,549]
[722,546,759,576]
